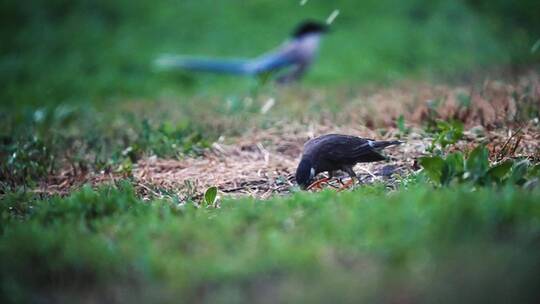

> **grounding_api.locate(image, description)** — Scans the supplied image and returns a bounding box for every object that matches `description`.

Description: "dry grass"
[38,122,539,200]
[37,70,540,199]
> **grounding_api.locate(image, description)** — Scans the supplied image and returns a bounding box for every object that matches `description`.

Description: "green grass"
[0,103,214,191]
[2,182,540,303]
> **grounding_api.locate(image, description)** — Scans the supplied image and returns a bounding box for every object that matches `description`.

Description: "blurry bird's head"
[292,20,329,38]
[295,158,316,189]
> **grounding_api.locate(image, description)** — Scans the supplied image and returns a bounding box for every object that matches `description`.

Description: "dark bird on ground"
[154,20,329,83]
[295,134,402,189]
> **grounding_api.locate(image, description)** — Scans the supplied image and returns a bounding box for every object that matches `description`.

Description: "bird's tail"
[370,140,402,150]
[153,54,252,75]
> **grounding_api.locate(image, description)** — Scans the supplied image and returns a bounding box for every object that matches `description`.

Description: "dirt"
[37,71,540,199]
[37,121,538,200]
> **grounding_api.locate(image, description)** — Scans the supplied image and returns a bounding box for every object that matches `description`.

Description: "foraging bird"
[295,134,402,189]
[154,20,328,83]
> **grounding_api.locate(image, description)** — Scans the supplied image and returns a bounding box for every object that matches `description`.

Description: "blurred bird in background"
[154,20,328,84]
[296,134,402,190]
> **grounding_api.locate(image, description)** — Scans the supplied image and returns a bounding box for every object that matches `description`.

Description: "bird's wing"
[245,43,299,74]
[304,134,364,151]
[276,63,308,84]
[317,136,386,164]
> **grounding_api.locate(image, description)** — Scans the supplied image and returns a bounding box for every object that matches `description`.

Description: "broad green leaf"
[419,156,445,184]
[510,160,530,185]
[204,186,218,205]
[529,164,540,178]
[466,146,489,178]
[487,160,513,181]
[441,152,465,185]
[445,152,465,173]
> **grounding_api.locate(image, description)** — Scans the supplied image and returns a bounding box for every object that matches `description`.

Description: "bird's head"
[292,20,329,38]
[295,158,316,189]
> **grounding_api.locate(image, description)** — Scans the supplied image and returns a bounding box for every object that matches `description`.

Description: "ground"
[2,70,540,304]
[36,71,540,199]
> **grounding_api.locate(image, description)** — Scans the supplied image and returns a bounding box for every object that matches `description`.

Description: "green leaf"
[465,146,490,178]
[430,120,463,149]
[487,160,513,181]
[204,186,218,206]
[419,156,445,185]
[441,152,465,185]
[529,164,540,178]
[510,160,530,185]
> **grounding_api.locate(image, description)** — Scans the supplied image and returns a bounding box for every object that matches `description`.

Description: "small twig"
[326,182,340,189]
[137,182,162,198]
[256,142,270,164]
[357,167,377,179]
[221,186,246,193]
[496,124,525,161]
[509,135,523,157]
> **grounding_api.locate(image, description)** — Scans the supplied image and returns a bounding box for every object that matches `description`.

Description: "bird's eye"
[310,167,315,178]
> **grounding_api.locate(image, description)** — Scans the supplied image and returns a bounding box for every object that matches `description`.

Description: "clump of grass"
[426,119,464,153]
[420,145,539,188]
[119,119,211,163]
[0,136,55,190]
[0,105,214,190]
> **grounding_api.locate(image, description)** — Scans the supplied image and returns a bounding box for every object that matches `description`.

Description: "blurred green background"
[1,0,539,107]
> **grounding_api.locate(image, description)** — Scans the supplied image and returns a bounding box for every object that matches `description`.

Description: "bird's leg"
[326,171,342,189]
[337,178,356,191]
[338,167,358,191]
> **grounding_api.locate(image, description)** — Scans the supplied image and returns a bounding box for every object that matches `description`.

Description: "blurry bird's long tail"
[369,140,403,150]
[154,54,252,75]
